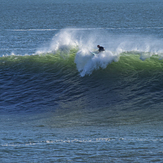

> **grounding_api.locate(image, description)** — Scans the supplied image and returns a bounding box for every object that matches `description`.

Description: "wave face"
[1,29,163,121]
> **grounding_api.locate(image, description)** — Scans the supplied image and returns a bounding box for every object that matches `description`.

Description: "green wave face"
[1,49,163,115]
[1,49,163,78]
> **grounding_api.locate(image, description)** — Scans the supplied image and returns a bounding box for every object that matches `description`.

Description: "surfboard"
[89,51,98,56]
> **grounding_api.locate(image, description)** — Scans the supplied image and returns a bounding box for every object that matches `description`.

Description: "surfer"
[97,45,105,52]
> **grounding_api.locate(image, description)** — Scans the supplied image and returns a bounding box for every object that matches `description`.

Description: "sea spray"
[35,29,79,55]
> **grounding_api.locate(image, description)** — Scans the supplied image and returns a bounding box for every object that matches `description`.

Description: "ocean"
[1,0,163,162]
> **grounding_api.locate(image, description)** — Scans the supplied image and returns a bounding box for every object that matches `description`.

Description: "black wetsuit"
[98,46,105,52]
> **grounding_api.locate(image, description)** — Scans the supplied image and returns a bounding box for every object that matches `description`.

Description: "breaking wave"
[1,28,163,77]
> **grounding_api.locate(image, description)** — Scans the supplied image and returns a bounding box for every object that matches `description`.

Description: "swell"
[1,49,163,117]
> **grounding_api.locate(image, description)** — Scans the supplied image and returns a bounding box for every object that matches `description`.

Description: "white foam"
[75,50,119,77]
[2,137,163,147]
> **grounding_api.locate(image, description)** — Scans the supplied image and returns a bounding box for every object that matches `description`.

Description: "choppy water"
[1,0,163,162]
